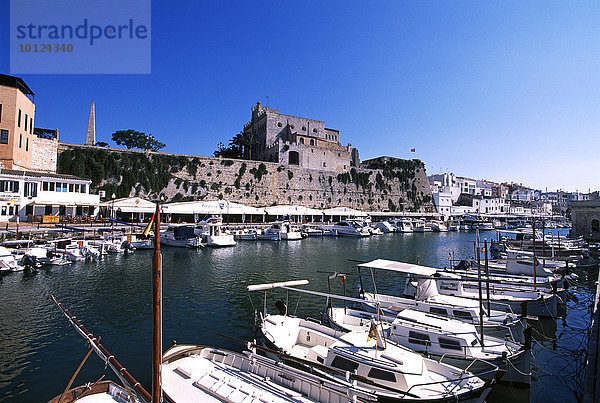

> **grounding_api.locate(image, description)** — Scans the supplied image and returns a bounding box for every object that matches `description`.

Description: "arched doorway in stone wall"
[289,151,299,165]
[592,218,600,234]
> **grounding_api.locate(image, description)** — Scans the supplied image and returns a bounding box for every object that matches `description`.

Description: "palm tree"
[239,131,259,160]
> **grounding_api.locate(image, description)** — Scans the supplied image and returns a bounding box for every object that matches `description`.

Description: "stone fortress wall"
[58,144,434,212]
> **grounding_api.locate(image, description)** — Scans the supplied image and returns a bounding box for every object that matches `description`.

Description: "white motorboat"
[160,224,202,248]
[413,220,433,232]
[430,221,449,232]
[448,222,460,231]
[391,218,414,233]
[279,221,302,240]
[375,221,396,233]
[196,217,236,247]
[327,307,531,385]
[328,220,370,237]
[0,246,23,272]
[24,246,72,266]
[257,225,280,241]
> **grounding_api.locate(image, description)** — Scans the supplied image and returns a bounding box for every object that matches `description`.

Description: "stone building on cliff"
[243,102,359,172]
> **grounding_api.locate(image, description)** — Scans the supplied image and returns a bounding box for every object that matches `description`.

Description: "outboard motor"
[275,299,287,316]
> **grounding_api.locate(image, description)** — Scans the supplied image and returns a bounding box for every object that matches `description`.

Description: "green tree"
[111,129,165,151]
[213,131,259,160]
[239,131,259,160]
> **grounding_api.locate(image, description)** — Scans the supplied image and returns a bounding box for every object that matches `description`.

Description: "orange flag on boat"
[142,212,156,238]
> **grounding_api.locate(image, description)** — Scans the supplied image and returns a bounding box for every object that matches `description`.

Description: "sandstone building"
[0,74,36,170]
[243,102,359,172]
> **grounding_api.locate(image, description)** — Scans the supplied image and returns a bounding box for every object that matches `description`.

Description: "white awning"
[98,197,156,213]
[322,207,368,217]
[163,200,265,215]
[358,259,438,276]
[264,205,324,216]
[28,200,100,207]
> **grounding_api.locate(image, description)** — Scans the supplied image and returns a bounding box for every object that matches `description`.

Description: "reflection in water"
[0,231,593,402]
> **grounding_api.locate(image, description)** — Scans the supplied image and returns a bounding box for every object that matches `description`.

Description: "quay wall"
[583,269,600,402]
[56,144,434,212]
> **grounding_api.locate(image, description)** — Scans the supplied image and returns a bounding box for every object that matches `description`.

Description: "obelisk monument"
[85,102,95,145]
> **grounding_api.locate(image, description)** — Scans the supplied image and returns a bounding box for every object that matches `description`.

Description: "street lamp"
[111,193,116,226]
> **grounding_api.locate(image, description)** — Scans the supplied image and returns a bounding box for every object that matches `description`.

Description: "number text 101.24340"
[18,43,74,52]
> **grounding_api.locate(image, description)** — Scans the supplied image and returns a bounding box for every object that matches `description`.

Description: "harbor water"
[0,229,593,402]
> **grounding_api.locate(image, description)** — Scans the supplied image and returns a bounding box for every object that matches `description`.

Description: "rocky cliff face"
[58,144,433,212]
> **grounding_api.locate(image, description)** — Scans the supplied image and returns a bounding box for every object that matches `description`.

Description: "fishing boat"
[327,307,531,385]
[162,343,377,402]
[232,228,258,240]
[249,281,500,402]
[358,258,558,317]
[196,216,236,247]
[50,296,152,403]
[259,314,498,402]
[301,225,323,237]
[354,260,528,342]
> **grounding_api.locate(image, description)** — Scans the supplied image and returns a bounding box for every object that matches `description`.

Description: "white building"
[0,169,99,222]
[431,191,453,220]
[472,197,507,215]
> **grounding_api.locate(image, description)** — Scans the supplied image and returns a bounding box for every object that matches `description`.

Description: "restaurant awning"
[322,207,368,217]
[163,200,265,215]
[264,205,324,216]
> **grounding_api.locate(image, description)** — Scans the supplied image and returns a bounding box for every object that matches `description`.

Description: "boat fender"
[275,299,287,316]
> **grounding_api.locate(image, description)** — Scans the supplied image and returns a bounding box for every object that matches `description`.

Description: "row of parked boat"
[48,211,595,402]
[160,216,498,248]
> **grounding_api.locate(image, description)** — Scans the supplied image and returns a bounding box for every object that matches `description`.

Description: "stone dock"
[584,268,600,402]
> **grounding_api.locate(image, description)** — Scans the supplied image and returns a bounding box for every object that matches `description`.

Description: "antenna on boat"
[152,201,163,402]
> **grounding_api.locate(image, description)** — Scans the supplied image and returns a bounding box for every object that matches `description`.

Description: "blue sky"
[1,1,598,192]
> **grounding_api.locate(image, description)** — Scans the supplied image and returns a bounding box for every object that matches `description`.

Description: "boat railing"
[401,361,499,398]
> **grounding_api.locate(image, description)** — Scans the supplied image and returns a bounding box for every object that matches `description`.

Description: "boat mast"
[152,202,163,402]
[531,215,537,290]
[484,239,491,314]
[476,231,484,346]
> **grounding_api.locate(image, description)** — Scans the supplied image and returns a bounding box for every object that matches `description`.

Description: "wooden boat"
[260,314,498,402]
[249,281,500,402]
[327,307,531,385]
[162,344,376,402]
